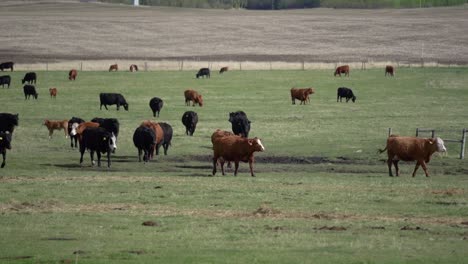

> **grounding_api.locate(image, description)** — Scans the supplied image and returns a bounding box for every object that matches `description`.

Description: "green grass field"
[0,68,467,263]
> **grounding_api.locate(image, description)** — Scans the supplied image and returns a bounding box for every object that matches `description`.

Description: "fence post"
[416,128,419,137]
[46,62,48,72]
[145,62,148,72]
[388,128,392,137]
[431,129,435,138]
[80,62,83,71]
[239,62,242,71]
[302,60,305,71]
[461,128,466,159]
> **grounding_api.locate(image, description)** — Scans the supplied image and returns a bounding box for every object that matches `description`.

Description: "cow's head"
[109,132,117,152]
[248,137,265,152]
[431,137,447,152]
[352,96,356,103]
[197,95,203,107]
[123,103,129,111]
[34,93,38,99]
[70,123,80,136]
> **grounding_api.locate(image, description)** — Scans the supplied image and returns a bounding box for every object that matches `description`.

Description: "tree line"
[99,0,467,9]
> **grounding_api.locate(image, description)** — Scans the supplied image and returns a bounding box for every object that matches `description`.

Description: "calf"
[219,67,228,74]
[158,122,173,155]
[379,135,447,177]
[290,88,315,105]
[0,75,11,88]
[69,69,77,80]
[229,111,251,138]
[334,65,350,77]
[99,93,128,111]
[184,89,203,107]
[109,64,118,72]
[43,119,69,139]
[49,88,57,98]
[149,97,164,117]
[181,111,198,136]
[22,72,36,84]
[129,64,139,72]
[385,65,395,77]
[23,85,38,100]
[0,113,19,133]
[337,87,356,103]
[0,61,14,71]
[212,136,265,177]
[68,117,85,148]
[0,131,12,168]
[79,127,116,168]
[133,126,156,162]
[140,120,164,158]
[196,68,210,78]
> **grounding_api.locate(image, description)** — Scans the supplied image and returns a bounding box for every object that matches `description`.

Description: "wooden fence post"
[461,128,466,159]
[80,62,83,71]
[416,128,419,137]
[388,128,392,137]
[145,62,148,71]
[431,129,435,138]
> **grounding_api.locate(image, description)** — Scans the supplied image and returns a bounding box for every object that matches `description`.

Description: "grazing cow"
[79,127,116,168]
[0,62,14,72]
[23,85,38,100]
[337,87,356,103]
[129,64,139,72]
[212,136,265,177]
[68,117,85,148]
[43,119,69,139]
[0,75,11,88]
[229,111,251,138]
[379,135,447,177]
[69,69,77,80]
[140,120,164,158]
[0,131,12,168]
[109,64,118,72]
[133,126,156,162]
[334,65,350,77]
[99,93,128,111]
[0,113,19,133]
[49,88,57,98]
[385,65,395,77]
[22,72,37,84]
[181,111,198,136]
[219,67,228,74]
[290,87,315,105]
[149,97,164,117]
[184,89,203,107]
[196,68,210,78]
[158,122,173,155]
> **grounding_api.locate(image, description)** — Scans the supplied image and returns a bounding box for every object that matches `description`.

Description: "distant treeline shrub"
[98,0,467,9]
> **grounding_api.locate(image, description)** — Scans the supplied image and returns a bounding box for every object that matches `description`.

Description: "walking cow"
[182,111,198,136]
[149,97,164,117]
[229,111,251,138]
[79,127,117,168]
[133,126,156,162]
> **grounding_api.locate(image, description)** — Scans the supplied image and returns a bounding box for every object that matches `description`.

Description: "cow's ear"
[248,139,253,145]
[427,139,434,144]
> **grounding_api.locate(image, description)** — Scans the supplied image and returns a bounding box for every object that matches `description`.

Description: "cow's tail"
[378,147,387,154]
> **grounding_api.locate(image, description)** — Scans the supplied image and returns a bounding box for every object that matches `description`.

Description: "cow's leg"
[234,161,239,176]
[420,161,430,177]
[104,105,109,110]
[412,161,421,177]
[116,104,120,111]
[387,159,393,176]
[220,160,226,176]
[106,152,111,168]
[212,157,218,176]
[392,160,400,176]
[249,160,255,177]
[156,143,161,155]
[90,151,95,166]
[70,137,74,148]
[163,143,168,155]
[1,151,6,168]
[48,129,53,139]
[138,148,142,162]
[96,152,102,167]
[79,148,85,165]
[100,104,103,110]
[292,98,295,105]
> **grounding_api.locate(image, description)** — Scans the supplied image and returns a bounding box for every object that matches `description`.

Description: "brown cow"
[379,135,447,177]
[184,89,203,107]
[212,135,265,177]
[43,119,68,139]
[49,88,57,98]
[69,69,77,80]
[385,65,395,77]
[109,64,118,72]
[219,67,228,74]
[130,64,139,72]
[211,129,238,168]
[70,121,100,141]
[290,88,315,105]
[140,120,164,158]
[334,65,349,77]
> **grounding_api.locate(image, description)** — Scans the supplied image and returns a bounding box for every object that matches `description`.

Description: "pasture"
[0,67,467,263]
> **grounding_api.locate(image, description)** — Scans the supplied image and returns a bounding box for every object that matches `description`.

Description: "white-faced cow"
[79,127,116,168]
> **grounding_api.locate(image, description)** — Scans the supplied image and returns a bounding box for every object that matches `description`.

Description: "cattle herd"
[0,62,448,177]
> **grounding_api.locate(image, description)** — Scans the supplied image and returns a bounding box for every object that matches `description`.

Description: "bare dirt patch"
[0,2,467,64]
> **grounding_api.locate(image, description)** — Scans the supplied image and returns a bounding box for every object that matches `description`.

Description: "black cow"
[0,62,14,72]
[22,72,36,84]
[158,122,173,155]
[99,93,128,111]
[229,111,251,138]
[0,75,11,88]
[79,127,116,168]
[337,87,356,103]
[182,111,198,136]
[149,97,164,117]
[0,113,19,133]
[133,126,156,162]
[23,85,38,100]
[196,68,210,79]
[68,117,85,148]
[0,131,12,168]
[91,117,120,138]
